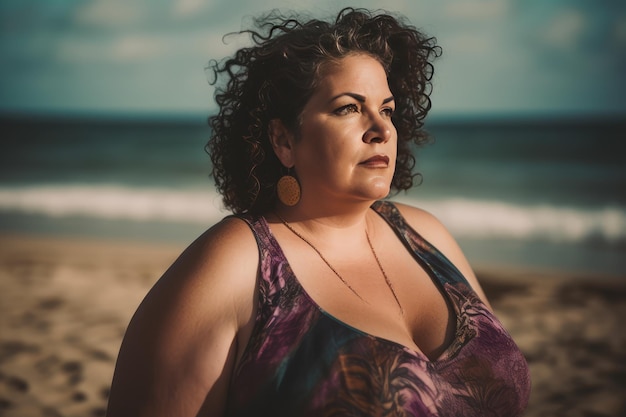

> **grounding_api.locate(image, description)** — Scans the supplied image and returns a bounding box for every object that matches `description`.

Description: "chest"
[229,279,531,417]
[279,234,456,360]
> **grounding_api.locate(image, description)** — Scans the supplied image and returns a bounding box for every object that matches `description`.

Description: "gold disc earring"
[277,169,301,206]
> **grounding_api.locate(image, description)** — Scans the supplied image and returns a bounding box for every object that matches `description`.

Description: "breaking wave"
[1,185,624,245]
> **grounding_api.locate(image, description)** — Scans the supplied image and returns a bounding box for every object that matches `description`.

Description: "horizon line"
[1,108,624,125]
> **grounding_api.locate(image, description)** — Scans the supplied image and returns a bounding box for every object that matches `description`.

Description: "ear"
[268,119,296,168]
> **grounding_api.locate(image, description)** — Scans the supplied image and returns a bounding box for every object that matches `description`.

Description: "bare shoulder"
[392,201,492,309]
[107,216,259,416]
[150,215,259,323]
[168,215,259,297]
[391,202,452,246]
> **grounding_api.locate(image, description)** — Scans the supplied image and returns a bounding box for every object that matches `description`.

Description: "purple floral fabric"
[226,201,530,416]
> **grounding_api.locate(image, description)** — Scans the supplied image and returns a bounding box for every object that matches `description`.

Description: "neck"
[274,198,404,316]
[275,198,376,226]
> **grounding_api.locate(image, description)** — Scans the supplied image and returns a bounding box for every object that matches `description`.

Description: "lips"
[359,155,390,167]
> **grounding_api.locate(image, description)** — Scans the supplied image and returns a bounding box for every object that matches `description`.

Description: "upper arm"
[106,217,259,417]
[394,202,492,311]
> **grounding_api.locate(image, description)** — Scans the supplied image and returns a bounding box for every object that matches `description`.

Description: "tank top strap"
[228,213,292,309]
[371,200,469,287]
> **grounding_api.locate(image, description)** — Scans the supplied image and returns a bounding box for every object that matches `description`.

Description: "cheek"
[298,124,350,160]
[295,141,351,184]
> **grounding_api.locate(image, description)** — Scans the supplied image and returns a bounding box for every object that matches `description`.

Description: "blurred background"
[1,0,625,276]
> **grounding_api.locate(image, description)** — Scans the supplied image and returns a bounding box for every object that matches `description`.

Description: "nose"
[362,114,393,144]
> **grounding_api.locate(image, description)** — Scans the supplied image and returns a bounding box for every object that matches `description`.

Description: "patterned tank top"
[226,201,531,416]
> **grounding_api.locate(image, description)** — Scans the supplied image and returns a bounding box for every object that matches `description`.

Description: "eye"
[381,107,395,118]
[333,103,359,115]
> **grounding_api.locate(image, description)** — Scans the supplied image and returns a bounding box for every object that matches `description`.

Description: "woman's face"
[292,53,397,206]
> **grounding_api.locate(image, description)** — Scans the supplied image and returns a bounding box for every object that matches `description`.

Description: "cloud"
[109,35,170,62]
[540,8,586,50]
[73,0,146,29]
[616,15,626,44]
[443,0,508,20]
[442,32,496,55]
[173,0,211,17]
[0,0,624,116]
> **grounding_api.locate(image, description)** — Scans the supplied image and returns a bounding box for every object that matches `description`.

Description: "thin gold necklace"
[275,213,405,316]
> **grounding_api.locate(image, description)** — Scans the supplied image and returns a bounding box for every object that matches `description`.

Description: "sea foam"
[1,185,624,245]
[396,196,625,244]
[0,185,226,225]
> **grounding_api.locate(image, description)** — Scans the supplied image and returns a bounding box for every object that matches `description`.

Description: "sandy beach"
[0,234,624,417]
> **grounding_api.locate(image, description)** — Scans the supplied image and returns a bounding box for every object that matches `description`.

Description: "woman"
[106,8,530,416]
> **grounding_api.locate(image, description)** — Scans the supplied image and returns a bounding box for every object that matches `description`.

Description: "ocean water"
[1,115,624,277]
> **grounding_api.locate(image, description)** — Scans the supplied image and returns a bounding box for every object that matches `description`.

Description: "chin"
[364,185,392,201]
[348,177,392,201]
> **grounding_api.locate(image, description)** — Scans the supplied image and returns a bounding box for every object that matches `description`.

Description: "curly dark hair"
[206,7,441,214]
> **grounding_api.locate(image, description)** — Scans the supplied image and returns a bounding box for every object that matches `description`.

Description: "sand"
[0,234,624,416]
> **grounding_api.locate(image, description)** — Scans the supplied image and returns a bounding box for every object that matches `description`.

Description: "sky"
[0,0,625,119]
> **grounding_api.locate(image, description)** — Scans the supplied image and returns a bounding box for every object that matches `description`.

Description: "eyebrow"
[329,92,395,105]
